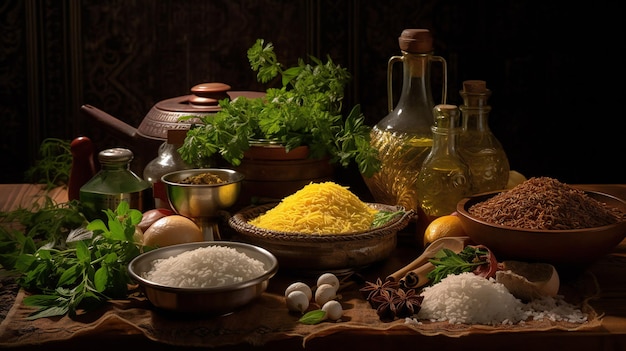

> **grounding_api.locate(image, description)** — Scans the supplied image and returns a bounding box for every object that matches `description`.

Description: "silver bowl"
[162,168,244,240]
[456,190,626,264]
[127,241,278,315]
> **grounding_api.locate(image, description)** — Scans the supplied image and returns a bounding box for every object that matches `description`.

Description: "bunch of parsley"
[178,39,381,177]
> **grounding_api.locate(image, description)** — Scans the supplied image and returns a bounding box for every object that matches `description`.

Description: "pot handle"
[80,104,140,141]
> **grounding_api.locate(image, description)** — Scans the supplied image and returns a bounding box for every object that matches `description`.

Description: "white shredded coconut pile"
[409,272,587,326]
[142,246,266,288]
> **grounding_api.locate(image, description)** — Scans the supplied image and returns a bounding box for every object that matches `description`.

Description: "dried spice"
[361,278,422,321]
[371,289,397,320]
[179,172,226,185]
[391,288,423,317]
[359,278,399,305]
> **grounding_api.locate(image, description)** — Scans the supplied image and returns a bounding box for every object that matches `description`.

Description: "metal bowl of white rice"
[128,241,278,315]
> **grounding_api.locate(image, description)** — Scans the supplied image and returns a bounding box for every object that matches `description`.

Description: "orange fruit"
[142,215,203,247]
[423,215,466,247]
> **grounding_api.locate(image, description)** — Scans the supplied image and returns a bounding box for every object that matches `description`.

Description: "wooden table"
[1,183,625,351]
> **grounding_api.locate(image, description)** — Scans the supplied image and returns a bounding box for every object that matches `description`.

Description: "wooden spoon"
[386,236,471,283]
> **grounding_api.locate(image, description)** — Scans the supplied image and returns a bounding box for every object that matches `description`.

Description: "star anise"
[359,277,399,307]
[371,289,397,321]
[392,288,424,318]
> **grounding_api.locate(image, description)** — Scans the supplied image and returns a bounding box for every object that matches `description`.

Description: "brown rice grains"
[468,177,626,230]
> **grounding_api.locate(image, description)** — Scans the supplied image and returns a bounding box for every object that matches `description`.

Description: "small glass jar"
[80,148,152,221]
[458,80,510,194]
[416,104,471,219]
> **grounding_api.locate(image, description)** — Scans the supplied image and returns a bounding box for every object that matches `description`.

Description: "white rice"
[408,272,587,325]
[142,246,266,288]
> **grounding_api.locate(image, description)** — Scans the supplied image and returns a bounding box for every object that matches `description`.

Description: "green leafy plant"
[0,197,87,271]
[13,201,143,319]
[427,246,492,285]
[24,138,72,189]
[178,39,381,177]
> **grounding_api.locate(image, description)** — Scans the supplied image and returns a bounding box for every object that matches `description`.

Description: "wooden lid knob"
[189,82,231,106]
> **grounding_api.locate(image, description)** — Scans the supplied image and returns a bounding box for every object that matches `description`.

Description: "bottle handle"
[386,55,403,113]
[431,55,448,105]
[387,54,448,112]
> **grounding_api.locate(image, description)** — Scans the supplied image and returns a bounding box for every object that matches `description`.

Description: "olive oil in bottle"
[416,104,471,218]
[363,29,447,214]
[458,80,510,194]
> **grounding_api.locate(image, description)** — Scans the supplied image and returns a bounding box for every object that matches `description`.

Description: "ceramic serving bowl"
[456,190,626,265]
[127,241,278,315]
[229,203,415,275]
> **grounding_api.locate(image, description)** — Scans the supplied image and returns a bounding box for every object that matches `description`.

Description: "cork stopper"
[460,80,492,107]
[433,104,460,130]
[398,29,433,53]
[462,80,487,93]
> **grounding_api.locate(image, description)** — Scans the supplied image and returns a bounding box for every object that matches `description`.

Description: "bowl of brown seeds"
[456,177,626,265]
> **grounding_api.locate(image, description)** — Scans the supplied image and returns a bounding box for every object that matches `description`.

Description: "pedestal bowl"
[162,168,244,241]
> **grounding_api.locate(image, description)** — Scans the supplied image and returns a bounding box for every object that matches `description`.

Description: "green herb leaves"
[299,309,327,325]
[371,210,405,228]
[427,246,493,285]
[178,38,381,177]
[24,138,72,189]
[16,202,143,319]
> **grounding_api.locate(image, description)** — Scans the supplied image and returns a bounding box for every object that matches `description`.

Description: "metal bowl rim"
[128,241,278,293]
[161,168,245,187]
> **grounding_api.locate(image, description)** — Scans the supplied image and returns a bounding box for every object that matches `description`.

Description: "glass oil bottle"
[416,104,471,219]
[363,28,447,218]
[458,80,510,194]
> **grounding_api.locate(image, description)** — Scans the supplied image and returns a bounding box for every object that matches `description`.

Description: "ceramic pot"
[233,144,335,203]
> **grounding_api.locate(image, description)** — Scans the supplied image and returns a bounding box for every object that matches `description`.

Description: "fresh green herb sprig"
[16,202,143,320]
[299,309,327,325]
[24,138,72,189]
[371,210,405,228]
[0,197,87,271]
[427,246,491,285]
[178,39,381,177]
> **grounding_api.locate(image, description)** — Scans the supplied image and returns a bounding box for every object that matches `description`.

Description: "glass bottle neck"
[398,52,433,104]
[460,91,492,131]
[431,128,460,157]
[100,162,130,171]
[460,105,492,131]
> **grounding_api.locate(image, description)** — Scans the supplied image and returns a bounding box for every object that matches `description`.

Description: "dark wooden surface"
[1,183,625,350]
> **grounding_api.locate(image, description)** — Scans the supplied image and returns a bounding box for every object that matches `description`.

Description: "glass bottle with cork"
[416,104,471,219]
[458,80,510,194]
[79,148,152,221]
[143,129,191,209]
[363,28,447,233]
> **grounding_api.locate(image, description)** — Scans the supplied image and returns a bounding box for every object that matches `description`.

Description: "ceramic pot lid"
[137,82,265,140]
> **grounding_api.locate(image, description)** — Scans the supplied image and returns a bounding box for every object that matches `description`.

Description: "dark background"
[1,0,624,189]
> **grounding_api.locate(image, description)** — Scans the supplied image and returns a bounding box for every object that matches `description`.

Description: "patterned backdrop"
[0,0,624,185]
